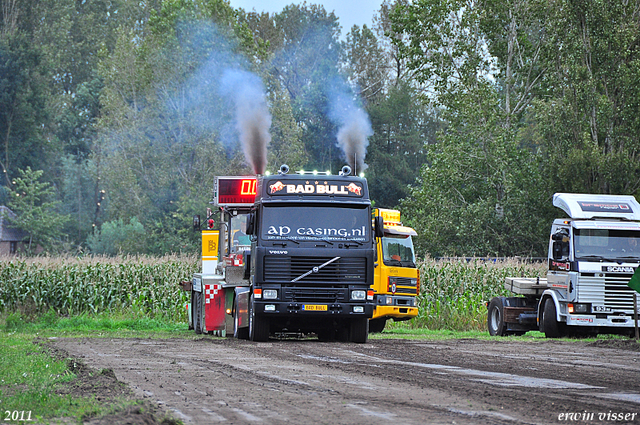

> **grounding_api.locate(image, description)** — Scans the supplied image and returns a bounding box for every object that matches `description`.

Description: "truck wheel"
[368,318,387,334]
[487,297,506,336]
[542,298,564,338]
[194,290,203,334]
[249,295,269,342]
[233,296,249,340]
[350,318,369,343]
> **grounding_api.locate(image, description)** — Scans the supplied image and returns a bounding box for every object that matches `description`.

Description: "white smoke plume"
[326,81,372,173]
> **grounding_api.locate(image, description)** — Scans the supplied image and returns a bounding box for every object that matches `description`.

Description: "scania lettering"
[183,166,380,343]
[487,193,640,337]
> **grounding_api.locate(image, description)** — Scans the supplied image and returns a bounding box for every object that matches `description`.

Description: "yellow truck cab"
[370,209,420,333]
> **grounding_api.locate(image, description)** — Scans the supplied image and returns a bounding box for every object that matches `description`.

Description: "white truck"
[488,193,640,338]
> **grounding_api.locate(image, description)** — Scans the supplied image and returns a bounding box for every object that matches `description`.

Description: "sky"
[227,0,383,35]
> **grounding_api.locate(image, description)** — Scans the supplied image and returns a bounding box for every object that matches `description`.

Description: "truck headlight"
[263,289,278,300]
[353,306,364,313]
[568,303,589,314]
[351,290,366,300]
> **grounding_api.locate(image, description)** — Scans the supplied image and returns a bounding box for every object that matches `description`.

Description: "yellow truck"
[370,209,420,333]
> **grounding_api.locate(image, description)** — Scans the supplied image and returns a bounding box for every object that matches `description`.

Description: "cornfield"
[414,258,547,331]
[1,255,547,331]
[0,255,199,322]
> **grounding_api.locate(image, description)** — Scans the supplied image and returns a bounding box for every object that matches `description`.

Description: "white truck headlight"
[263,289,278,300]
[351,290,366,300]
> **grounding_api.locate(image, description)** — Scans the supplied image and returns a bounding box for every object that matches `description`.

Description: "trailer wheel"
[249,295,269,342]
[350,318,369,343]
[368,318,387,334]
[233,296,249,340]
[542,298,564,338]
[487,297,506,336]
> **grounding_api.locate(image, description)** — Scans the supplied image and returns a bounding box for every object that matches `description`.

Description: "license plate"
[302,304,327,311]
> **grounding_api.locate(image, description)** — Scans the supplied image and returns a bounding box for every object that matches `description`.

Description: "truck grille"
[283,287,348,303]
[579,275,635,312]
[263,256,367,284]
[393,277,418,295]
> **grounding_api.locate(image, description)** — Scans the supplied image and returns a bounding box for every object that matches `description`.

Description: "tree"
[6,167,69,253]
[390,0,551,256]
[366,81,438,208]
[532,0,640,197]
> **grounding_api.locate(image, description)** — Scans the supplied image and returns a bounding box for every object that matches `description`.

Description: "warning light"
[207,219,215,229]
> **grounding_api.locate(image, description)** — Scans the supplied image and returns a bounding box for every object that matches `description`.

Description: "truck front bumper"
[254,301,374,318]
[372,305,418,321]
[566,313,638,328]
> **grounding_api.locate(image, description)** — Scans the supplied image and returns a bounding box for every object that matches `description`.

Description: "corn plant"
[0,255,199,322]
[414,258,547,331]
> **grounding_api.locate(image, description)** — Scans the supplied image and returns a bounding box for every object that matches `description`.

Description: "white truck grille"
[578,275,635,313]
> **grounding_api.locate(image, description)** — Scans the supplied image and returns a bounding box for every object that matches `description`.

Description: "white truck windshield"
[261,205,370,242]
[574,229,640,260]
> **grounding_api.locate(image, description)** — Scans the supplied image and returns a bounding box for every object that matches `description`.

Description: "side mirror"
[552,241,569,260]
[246,212,255,235]
[192,215,201,231]
[374,216,384,238]
[552,229,569,242]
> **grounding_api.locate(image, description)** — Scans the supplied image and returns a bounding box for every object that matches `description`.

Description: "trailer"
[184,165,381,343]
[488,193,640,338]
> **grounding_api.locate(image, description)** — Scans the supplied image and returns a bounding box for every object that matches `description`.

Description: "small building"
[0,206,29,255]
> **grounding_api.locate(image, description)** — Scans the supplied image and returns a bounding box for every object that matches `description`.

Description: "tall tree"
[391,0,550,256]
[6,167,69,253]
[533,0,640,197]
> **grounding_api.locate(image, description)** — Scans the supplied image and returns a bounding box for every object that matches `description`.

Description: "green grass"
[0,313,188,424]
[0,331,123,424]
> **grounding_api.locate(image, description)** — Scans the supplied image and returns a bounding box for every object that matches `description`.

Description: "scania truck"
[369,208,419,333]
[487,193,640,337]
[186,165,381,343]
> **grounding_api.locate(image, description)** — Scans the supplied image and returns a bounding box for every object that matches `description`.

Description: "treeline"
[1,0,639,258]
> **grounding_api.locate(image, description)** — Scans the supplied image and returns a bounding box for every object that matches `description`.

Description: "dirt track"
[50,336,640,425]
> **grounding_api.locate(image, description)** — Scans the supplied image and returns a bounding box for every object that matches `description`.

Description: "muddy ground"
[46,336,640,425]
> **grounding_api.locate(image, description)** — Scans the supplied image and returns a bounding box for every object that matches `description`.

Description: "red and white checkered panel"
[204,284,222,304]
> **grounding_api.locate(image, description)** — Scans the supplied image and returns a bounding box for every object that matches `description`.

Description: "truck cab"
[489,192,640,337]
[370,209,419,333]
[542,193,640,335]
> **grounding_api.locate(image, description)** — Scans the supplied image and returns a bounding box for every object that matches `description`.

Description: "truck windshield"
[381,235,416,267]
[574,229,640,260]
[230,214,251,253]
[260,205,370,242]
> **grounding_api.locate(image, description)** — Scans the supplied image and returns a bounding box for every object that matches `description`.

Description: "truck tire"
[542,298,564,338]
[233,296,249,340]
[350,318,369,343]
[249,295,269,342]
[368,318,387,334]
[487,297,506,336]
[193,290,203,334]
